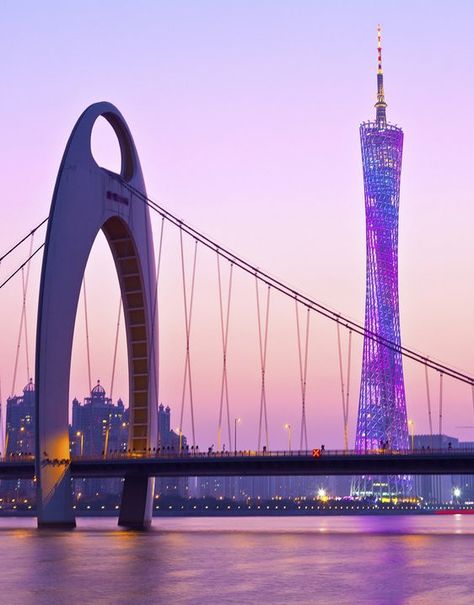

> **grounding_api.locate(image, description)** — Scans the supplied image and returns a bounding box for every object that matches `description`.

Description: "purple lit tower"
[352,27,411,499]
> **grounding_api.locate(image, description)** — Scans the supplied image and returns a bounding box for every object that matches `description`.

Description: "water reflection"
[0,516,472,605]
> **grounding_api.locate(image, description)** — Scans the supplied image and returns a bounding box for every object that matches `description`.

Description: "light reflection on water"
[0,515,473,605]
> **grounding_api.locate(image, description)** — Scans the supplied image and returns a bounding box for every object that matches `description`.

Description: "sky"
[0,1,474,450]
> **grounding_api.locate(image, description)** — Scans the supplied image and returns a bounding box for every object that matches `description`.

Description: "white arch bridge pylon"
[35,102,158,529]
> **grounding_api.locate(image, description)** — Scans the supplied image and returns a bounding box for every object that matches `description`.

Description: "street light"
[76,431,84,456]
[408,419,415,450]
[284,423,292,452]
[103,414,111,458]
[234,418,241,454]
[175,427,183,453]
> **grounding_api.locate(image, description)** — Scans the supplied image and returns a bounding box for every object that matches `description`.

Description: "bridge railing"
[68,446,474,462]
[2,447,474,463]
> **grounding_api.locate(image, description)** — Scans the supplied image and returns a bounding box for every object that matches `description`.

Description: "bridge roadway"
[2,449,474,480]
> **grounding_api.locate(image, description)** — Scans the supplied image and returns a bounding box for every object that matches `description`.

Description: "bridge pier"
[118,476,155,530]
[37,466,76,529]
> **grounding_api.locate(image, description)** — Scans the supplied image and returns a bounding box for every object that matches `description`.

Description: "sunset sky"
[1,1,473,450]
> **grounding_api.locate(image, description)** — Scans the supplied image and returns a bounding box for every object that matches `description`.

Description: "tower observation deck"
[352,27,412,499]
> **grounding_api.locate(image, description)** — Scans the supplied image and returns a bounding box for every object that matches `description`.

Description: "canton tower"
[352,27,411,499]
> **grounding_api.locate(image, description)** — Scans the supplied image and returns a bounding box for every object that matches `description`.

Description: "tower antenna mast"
[375,24,387,125]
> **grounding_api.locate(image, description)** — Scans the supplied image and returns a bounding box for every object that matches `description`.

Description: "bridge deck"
[2,450,474,480]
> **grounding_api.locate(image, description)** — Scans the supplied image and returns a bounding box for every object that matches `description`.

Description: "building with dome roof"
[71,380,129,458]
[70,381,129,500]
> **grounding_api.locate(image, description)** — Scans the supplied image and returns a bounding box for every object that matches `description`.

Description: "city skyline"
[1,3,474,452]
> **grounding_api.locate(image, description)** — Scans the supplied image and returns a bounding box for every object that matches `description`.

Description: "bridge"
[2,450,474,481]
[1,102,474,529]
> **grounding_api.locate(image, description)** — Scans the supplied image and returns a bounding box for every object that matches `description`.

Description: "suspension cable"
[217,254,233,451]
[295,300,310,450]
[109,298,122,401]
[83,275,92,394]
[117,178,474,388]
[0,217,48,264]
[0,243,44,291]
[11,234,34,395]
[178,232,198,449]
[256,279,270,451]
[424,363,433,446]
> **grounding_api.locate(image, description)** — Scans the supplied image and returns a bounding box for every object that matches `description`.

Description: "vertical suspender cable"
[295,300,310,450]
[256,278,271,451]
[217,254,233,451]
[0,378,4,456]
[336,321,349,451]
[22,264,31,382]
[11,268,26,395]
[83,275,92,394]
[303,308,310,449]
[471,384,474,430]
[345,329,352,450]
[149,217,165,419]
[178,231,198,449]
[11,233,34,395]
[223,264,233,450]
[438,372,444,441]
[109,299,122,401]
[0,262,3,455]
[424,363,433,447]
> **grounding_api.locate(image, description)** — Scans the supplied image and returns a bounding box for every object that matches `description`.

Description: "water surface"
[1,515,472,604]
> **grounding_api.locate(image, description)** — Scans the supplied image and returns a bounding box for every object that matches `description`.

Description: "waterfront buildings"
[353,27,411,499]
[70,381,129,499]
[3,380,36,502]
[6,379,35,456]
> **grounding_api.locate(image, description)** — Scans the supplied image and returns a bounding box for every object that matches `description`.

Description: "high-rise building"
[71,381,129,499]
[3,380,36,504]
[352,27,411,499]
[6,379,35,456]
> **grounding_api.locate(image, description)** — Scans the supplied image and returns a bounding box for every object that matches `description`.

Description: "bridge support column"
[35,102,158,531]
[37,466,76,529]
[118,476,155,529]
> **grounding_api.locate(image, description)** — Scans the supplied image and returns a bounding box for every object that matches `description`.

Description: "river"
[0,515,473,604]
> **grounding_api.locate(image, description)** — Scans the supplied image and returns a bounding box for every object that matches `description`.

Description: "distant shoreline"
[0,508,470,518]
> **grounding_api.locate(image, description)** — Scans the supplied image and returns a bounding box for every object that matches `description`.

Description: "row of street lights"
[77,419,417,457]
[173,419,294,453]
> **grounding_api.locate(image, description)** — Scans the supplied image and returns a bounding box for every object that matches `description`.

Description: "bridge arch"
[35,102,158,528]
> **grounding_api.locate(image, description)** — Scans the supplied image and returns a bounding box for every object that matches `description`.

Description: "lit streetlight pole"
[408,419,415,450]
[284,423,292,452]
[175,427,183,453]
[234,417,241,455]
[76,431,84,456]
[103,414,111,458]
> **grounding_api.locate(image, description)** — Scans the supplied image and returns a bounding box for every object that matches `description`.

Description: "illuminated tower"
[352,27,411,499]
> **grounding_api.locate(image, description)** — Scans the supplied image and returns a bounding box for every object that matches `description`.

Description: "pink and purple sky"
[1,1,473,450]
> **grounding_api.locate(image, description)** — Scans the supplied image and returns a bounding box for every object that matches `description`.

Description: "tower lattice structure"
[352,26,412,499]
